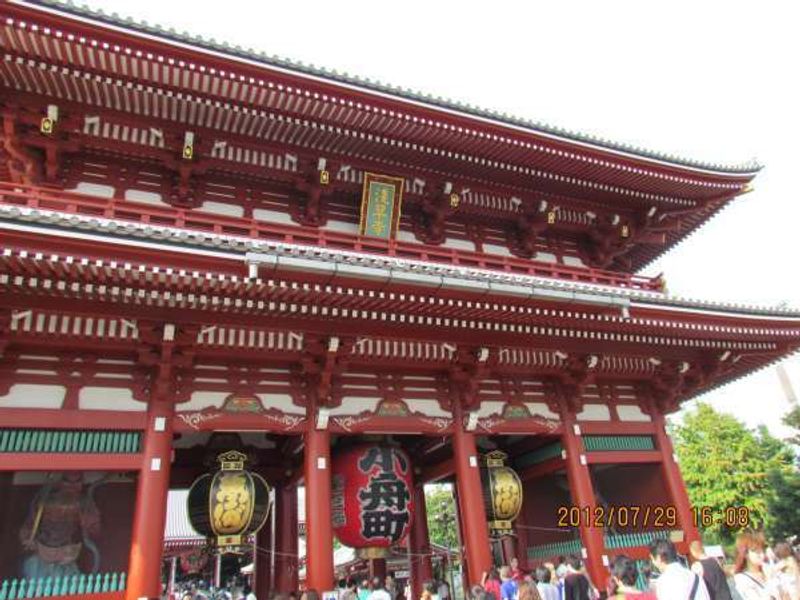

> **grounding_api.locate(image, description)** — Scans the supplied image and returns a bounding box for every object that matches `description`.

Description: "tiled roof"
[27,0,760,176]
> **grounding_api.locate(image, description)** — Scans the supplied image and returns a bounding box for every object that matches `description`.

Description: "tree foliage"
[672,402,800,544]
[783,405,800,450]
[425,484,459,551]
[765,466,800,541]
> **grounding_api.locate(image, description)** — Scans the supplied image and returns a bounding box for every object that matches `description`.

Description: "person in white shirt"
[368,577,393,600]
[649,538,710,600]
[241,585,256,600]
[438,580,450,600]
[535,566,560,600]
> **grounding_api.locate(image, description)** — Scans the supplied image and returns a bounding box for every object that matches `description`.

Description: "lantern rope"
[514,524,582,534]
[251,544,458,560]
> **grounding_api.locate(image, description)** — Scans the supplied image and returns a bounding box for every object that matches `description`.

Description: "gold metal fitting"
[320,170,330,185]
[182,131,195,160]
[547,211,556,224]
[449,192,460,208]
[217,450,247,471]
[621,225,630,238]
[40,117,54,135]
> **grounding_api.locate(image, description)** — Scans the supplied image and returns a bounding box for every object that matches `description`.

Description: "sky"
[84,0,800,437]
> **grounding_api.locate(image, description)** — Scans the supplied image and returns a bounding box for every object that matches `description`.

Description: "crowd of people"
[170,581,257,599]
[169,574,416,600]
[472,534,800,600]
[167,533,800,600]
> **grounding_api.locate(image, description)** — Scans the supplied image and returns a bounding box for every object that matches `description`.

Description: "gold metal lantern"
[187,451,271,552]
[480,450,523,536]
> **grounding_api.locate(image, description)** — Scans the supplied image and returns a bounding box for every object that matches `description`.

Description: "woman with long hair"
[732,532,784,600]
[774,543,800,600]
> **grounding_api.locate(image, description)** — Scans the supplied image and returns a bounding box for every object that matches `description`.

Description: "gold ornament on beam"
[182,131,195,161]
[40,104,58,135]
[547,211,556,225]
[320,170,330,185]
[40,118,54,135]
[449,193,460,208]
[621,225,630,238]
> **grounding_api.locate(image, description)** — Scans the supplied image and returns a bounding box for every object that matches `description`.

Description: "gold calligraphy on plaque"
[359,173,404,240]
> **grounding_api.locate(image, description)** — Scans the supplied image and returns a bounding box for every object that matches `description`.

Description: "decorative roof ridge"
[3,205,799,321]
[21,0,762,177]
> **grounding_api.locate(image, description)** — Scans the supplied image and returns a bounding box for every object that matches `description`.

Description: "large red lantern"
[332,444,415,557]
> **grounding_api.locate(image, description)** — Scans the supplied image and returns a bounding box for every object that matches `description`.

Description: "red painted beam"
[172,411,307,434]
[518,457,566,481]
[585,450,662,465]
[478,421,564,436]
[0,452,142,471]
[0,408,147,430]
[419,458,454,484]
[0,289,719,362]
[0,186,660,293]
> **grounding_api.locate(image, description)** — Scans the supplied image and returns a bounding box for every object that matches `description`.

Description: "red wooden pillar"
[452,407,492,587]
[652,408,700,545]
[274,484,299,592]
[561,411,607,590]
[255,501,274,598]
[408,484,434,599]
[304,429,334,592]
[126,401,174,600]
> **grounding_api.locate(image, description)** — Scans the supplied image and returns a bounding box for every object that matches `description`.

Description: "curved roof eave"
[22,0,761,179]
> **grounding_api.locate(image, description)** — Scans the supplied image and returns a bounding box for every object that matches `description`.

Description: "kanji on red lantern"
[332,444,415,551]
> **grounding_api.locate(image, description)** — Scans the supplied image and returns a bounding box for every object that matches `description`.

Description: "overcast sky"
[87,0,800,436]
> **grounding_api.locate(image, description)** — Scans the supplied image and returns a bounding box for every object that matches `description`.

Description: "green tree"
[672,403,796,543]
[783,405,800,450]
[756,424,800,540]
[764,467,800,541]
[425,484,459,551]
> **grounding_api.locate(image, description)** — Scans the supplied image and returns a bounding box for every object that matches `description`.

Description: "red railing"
[0,182,663,291]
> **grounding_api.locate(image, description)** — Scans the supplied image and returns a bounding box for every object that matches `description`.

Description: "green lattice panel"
[526,538,582,560]
[604,530,681,549]
[0,571,126,598]
[0,430,141,454]
[583,435,655,452]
